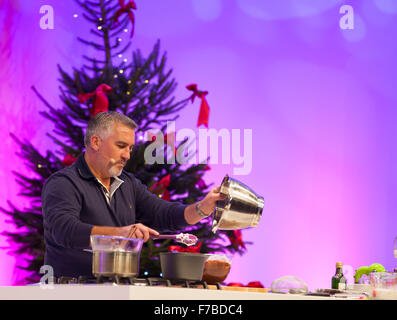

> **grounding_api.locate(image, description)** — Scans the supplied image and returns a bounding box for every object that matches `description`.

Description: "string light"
[37,164,42,168]
[128,80,132,84]
[124,29,128,33]
[144,80,149,84]
[118,54,123,58]
[123,58,128,62]
[114,74,118,78]
[97,26,102,30]
[119,69,124,74]
[73,14,78,18]
[126,91,130,95]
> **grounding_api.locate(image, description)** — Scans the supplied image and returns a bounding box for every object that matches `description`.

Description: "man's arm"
[184,187,226,224]
[42,175,94,249]
[90,185,225,240]
[91,226,126,237]
[133,174,226,231]
[133,177,188,232]
[90,223,159,242]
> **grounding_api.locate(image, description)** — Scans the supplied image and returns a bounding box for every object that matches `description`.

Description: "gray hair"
[84,111,138,148]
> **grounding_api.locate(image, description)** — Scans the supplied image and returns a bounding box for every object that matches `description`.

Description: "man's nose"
[121,148,130,161]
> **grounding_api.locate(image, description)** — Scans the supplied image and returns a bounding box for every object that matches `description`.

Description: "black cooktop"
[56,275,222,289]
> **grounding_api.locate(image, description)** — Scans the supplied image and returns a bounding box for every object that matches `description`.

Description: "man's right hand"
[120,223,159,242]
[91,223,159,243]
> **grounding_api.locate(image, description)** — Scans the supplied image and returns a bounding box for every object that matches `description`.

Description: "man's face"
[96,123,135,178]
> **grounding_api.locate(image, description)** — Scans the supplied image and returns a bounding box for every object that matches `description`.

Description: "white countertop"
[0,284,363,300]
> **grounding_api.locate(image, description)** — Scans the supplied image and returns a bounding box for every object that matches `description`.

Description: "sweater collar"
[76,153,96,180]
[75,153,127,181]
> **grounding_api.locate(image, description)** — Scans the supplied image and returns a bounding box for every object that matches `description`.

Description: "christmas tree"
[1,0,249,284]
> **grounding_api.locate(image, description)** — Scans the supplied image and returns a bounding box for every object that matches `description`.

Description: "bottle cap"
[336,262,343,268]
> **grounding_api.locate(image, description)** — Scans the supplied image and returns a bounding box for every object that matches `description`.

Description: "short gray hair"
[84,111,138,148]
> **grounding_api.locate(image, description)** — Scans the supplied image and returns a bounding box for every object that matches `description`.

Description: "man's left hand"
[197,186,227,216]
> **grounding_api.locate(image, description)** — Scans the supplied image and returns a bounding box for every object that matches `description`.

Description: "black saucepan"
[159,252,210,281]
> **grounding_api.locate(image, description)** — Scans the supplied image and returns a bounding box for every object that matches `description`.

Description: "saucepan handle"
[150,234,177,240]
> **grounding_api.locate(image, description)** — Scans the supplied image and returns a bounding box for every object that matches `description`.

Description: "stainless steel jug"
[212,174,264,233]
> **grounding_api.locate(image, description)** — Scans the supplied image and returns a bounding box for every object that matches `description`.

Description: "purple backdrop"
[1,0,397,290]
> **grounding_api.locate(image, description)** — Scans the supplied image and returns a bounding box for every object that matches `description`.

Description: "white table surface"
[0,284,362,300]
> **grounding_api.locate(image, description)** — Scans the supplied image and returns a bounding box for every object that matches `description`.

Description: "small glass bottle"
[332,262,347,290]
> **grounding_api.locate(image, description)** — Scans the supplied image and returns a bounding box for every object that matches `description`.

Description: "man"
[42,111,224,278]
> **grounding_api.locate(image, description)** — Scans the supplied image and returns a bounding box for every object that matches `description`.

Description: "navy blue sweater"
[42,154,189,277]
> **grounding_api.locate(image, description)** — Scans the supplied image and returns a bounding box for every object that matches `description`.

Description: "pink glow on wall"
[1,0,397,290]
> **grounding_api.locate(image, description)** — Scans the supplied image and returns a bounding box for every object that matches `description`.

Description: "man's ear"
[90,135,101,151]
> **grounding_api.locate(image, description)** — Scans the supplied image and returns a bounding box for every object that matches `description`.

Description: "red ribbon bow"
[114,0,137,38]
[157,174,171,187]
[78,83,112,117]
[148,131,177,156]
[168,242,202,253]
[150,174,171,201]
[186,83,210,128]
[163,132,178,156]
[227,230,246,250]
[195,176,207,189]
[62,154,77,167]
